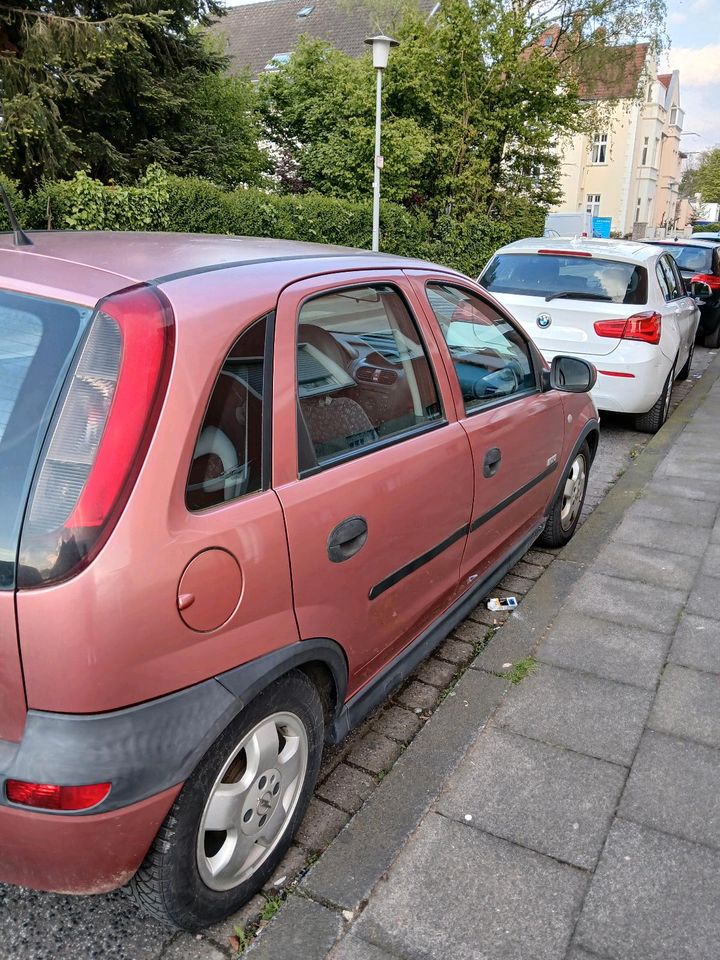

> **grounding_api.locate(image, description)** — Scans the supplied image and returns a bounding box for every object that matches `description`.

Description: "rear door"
[272,271,474,696]
[411,275,565,583]
[480,251,647,358]
[0,290,94,741]
[657,254,696,364]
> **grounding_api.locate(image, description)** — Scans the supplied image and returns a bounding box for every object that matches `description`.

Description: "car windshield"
[0,290,92,589]
[481,253,648,305]
[652,244,713,274]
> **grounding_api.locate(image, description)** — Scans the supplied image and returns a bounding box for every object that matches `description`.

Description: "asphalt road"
[0,345,715,960]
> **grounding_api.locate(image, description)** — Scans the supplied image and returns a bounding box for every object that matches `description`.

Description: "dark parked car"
[646,239,720,347]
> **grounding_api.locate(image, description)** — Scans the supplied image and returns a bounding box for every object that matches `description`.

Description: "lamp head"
[365,34,399,70]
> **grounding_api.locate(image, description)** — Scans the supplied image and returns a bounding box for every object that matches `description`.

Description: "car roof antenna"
[0,185,33,246]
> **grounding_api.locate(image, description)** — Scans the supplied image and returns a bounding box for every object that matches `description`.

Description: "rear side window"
[658,256,681,300]
[296,285,442,470]
[186,316,268,511]
[482,253,648,305]
[653,244,712,274]
[426,284,536,413]
[0,292,92,589]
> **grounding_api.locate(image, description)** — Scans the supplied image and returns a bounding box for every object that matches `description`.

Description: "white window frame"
[641,137,649,166]
[591,133,608,165]
[586,194,601,218]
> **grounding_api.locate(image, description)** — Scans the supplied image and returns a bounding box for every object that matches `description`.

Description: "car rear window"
[481,253,648,305]
[651,244,713,274]
[0,291,92,589]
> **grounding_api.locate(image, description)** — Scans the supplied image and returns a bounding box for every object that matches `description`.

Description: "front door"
[412,276,565,585]
[272,272,474,697]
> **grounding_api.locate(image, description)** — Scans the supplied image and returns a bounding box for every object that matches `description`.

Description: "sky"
[225,0,718,153]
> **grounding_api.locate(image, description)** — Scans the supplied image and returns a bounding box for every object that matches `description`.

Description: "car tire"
[129,670,324,931]
[677,340,695,380]
[538,442,590,548]
[704,319,720,350]
[633,360,675,434]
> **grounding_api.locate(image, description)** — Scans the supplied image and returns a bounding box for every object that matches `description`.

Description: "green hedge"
[1,166,535,277]
[693,222,720,234]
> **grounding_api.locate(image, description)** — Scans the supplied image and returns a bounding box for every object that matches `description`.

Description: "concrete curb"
[246,352,720,958]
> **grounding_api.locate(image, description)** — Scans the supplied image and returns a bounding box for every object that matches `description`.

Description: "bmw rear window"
[0,291,92,589]
[481,253,648,305]
[651,244,713,274]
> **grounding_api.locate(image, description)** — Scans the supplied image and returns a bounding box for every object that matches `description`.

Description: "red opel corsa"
[0,232,598,929]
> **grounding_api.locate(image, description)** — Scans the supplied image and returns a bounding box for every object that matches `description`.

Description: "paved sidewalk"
[249,357,720,960]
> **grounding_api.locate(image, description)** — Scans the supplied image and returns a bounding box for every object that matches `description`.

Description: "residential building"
[209,0,436,77]
[552,45,690,238]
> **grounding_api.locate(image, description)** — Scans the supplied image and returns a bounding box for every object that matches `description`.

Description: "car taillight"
[594,311,662,345]
[17,284,175,588]
[691,273,720,291]
[6,779,111,811]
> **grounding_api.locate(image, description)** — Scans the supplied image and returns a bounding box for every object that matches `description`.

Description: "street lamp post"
[365,34,398,252]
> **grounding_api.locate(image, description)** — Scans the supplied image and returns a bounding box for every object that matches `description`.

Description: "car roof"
[0,231,440,284]
[494,236,659,264]
[645,238,719,249]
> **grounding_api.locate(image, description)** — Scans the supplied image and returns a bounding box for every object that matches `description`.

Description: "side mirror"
[550,355,597,393]
[690,280,713,303]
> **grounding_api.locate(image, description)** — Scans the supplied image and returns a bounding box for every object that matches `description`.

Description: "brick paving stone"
[413,657,457,689]
[394,680,439,712]
[537,611,669,689]
[466,605,508,626]
[246,897,343,960]
[452,620,490,646]
[316,764,376,815]
[498,573,535,595]
[205,894,267,949]
[437,728,626,869]
[353,814,587,960]
[371,705,423,743]
[575,820,720,960]
[649,664,720,749]
[263,844,308,891]
[347,731,403,775]
[295,799,350,851]
[525,549,555,567]
[669,613,720,674]
[510,560,545,580]
[495,663,652,766]
[434,637,475,665]
[620,730,720,850]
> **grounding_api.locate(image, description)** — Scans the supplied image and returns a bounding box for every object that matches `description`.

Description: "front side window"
[481,253,648,305]
[591,134,608,164]
[296,285,442,469]
[425,284,536,413]
[187,317,267,511]
[653,244,712,275]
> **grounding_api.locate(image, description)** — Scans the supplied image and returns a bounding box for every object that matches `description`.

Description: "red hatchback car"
[0,233,598,928]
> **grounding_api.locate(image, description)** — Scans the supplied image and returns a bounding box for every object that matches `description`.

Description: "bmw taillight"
[594,311,662,345]
[17,284,174,588]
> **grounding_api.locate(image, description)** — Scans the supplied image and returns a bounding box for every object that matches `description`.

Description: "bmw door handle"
[327,516,369,563]
[483,447,502,478]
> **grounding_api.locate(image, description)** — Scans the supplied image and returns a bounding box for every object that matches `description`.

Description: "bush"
[693,222,720,234]
[15,167,541,277]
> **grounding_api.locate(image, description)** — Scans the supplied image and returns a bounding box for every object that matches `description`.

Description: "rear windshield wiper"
[545,291,614,302]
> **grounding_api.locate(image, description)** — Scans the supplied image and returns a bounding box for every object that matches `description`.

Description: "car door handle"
[483,447,502,478]
[327,516,369,563]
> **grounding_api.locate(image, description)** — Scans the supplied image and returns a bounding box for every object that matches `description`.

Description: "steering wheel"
[473,362,520,400]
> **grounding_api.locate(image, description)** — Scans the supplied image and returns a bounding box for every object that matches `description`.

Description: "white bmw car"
[479,238,701,432]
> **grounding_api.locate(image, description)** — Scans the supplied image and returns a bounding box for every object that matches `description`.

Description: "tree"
[0,1,266,190]
[686,149,720,205]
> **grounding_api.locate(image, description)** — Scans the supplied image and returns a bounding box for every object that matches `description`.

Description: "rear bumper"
[542,347,670,415]
[0,784,180,894]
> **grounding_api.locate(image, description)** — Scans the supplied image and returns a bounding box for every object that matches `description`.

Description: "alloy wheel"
[196,712,308,892]
[560,454,587,532]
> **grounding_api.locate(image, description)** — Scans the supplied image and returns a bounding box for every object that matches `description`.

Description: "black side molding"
[330,520,546,744]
